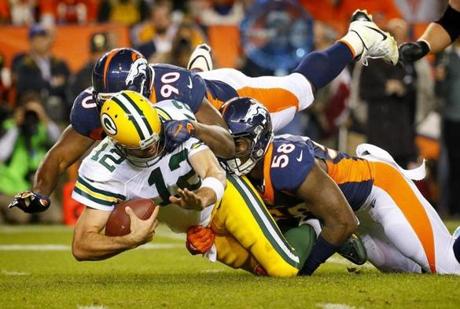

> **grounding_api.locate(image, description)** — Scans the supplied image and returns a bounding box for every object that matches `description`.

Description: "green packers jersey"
[72,99,214,232]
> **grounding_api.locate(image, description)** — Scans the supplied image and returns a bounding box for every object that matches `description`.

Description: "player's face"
[125,142,162,159]
[235,137,251,162]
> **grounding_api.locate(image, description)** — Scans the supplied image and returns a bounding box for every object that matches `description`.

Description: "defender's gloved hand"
[186,225,215,255]
[399,41,430,63]
[164,120,195,151]
[8,191,50,213]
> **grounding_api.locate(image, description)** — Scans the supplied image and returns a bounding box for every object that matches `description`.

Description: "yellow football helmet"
[100,90,164,166]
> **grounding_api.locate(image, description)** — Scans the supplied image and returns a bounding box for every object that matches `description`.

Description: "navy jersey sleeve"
[151,64,206,113]
[270,136,316,192]
[70,89,105,140]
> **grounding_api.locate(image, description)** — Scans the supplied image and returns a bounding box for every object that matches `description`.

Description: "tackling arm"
[9,126,95,213]
[194,98,235,159]
[33,125,95,195]
[296,161,358,275]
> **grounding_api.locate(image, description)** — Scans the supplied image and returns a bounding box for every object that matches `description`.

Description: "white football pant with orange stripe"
[199,68,314,131]
[358,161,460,274]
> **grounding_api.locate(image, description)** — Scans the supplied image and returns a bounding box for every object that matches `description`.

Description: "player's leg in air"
[199,9,398,131]
[357,158,460,274]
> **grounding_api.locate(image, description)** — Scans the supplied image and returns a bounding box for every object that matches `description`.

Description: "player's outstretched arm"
[194,98,235,158]
[296,162,358,275]
[33,125,95,195]
[72,206,159,261]
[8,126,95,214]
[400,0,460,62]
[169,148,226,210]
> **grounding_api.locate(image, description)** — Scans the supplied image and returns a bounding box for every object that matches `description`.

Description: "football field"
[1,223,460,309]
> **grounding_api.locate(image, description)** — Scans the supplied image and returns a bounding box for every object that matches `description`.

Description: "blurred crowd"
[1,0,459,224]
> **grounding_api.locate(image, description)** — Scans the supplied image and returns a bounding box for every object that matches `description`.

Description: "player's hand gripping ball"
[105,199,157,236]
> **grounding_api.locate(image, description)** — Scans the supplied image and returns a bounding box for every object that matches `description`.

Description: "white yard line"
[0,243,182,251]
[77,305,108,309]
[317,303,357,309]
[0,224,185,240]
[1,270,30,276]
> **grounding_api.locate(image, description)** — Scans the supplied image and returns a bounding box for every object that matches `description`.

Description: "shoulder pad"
[269,136,316,192]
[151,65,206,113]
[155,99,197,121]
[70,88,104,140]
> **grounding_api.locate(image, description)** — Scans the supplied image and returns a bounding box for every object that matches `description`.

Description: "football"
[105,199,157,236]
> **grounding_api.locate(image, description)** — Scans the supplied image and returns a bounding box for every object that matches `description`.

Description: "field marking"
[200,269,225,273]
[317,303,357,309]
[0,243,182,251]
[0,224,185,240]
[77,305,108,309]
[1,270,30,276]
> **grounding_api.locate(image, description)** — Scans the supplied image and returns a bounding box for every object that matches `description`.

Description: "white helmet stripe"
[115,93,152,140]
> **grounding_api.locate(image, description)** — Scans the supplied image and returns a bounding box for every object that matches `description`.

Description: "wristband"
[201,177,225,202]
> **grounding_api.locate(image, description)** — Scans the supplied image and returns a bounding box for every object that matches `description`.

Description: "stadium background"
[0,0,456,225]
[1,1,460,308]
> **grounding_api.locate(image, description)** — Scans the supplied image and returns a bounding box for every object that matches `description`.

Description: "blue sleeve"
[152,65,206,113]
[70,89,104,140]
[270,138,316,192]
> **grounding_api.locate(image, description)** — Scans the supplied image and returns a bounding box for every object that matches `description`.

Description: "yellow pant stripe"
[228,175,299,267]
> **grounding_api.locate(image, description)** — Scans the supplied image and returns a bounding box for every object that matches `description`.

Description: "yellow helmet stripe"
[121,92,154,135]
[111,95,148,140]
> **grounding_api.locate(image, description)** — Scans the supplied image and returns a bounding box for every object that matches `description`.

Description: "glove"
[125,58,150,94]
[186,225,215,255]
[164,120,195,151]
[399,41,430,63]
[8,191,51,213]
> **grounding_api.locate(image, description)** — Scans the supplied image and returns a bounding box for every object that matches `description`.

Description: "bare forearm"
[419,23,452,54]
[72,231,137,261]
[32,155,67,195]
[193,122,235,159]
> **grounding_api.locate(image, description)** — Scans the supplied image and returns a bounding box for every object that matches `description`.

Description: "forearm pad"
[436,4,460,42]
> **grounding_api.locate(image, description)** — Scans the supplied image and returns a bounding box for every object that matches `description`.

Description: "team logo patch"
[101,113,117,135]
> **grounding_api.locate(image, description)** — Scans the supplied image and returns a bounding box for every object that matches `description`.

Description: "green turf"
[1,223,460,309]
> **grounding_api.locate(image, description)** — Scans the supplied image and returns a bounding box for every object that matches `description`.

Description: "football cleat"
[346,10,399,65]
[187,43,213,72]
[338,233,368,265]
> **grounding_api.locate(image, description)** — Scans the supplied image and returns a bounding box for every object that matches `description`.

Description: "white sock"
[339,31,365,58]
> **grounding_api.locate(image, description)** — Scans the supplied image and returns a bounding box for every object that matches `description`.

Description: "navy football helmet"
[221,97,273,176]
[92,48,153,106]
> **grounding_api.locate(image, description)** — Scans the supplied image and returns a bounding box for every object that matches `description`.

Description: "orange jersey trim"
[206,90,225,110]
[372,161,436,273]
[261,143,275,205]
[103,50,118,89]
[326,158,374,185]
[237,87,299,112]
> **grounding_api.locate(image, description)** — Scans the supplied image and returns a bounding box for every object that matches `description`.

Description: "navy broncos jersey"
[251,134,374,222]
[70,64,207,140]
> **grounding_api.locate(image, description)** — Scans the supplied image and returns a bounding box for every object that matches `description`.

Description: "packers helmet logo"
[101,113,117,136]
